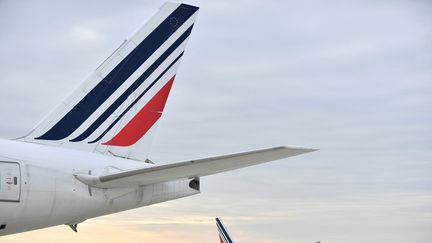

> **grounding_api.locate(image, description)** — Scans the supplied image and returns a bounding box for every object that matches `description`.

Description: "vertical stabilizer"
[20,3,199,161]
[216,218,235,243]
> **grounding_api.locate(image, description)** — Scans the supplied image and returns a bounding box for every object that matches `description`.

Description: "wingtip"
[303,148,319,152]
[277,146,319,154]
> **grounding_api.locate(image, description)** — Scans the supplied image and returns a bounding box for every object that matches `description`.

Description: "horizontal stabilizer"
[74,146,316,188]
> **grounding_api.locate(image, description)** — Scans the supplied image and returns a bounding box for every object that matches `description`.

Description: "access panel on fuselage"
[0,162,21,202]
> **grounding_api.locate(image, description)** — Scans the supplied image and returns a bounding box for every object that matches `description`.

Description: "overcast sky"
[1,1,431,243]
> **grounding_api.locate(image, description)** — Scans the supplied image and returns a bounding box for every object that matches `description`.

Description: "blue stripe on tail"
[36,4,198,141]
[216,218,234,243]
[88,51,185,144]
[71,25,193,142]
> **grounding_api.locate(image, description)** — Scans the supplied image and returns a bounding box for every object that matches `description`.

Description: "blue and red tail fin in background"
[20,3,199,161]
[216,218,235,243]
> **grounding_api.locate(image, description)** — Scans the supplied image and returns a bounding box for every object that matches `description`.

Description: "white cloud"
[69,25,102,44]
[0,0,431,242]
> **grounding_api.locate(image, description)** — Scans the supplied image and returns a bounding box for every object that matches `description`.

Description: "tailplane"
[19,3,199,161]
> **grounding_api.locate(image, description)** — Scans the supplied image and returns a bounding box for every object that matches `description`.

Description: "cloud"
[68,26,103,45]
[0,0,431,243]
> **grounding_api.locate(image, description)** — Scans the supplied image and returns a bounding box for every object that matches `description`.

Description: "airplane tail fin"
[216,218,234,243]
[19,3,199,161]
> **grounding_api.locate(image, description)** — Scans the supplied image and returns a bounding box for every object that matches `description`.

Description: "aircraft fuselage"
[0,139,198,236]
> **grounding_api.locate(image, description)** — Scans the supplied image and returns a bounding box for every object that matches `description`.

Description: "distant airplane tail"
[19,3,199,161]
[216,218,234,243]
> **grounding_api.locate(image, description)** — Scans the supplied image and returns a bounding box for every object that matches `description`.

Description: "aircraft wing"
[74,146,316,189]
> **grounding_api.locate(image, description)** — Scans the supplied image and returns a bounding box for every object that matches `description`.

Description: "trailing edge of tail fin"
[216,218,234,243]
[19,3,199,161]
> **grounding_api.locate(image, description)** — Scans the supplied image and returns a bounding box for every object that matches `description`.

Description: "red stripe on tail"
[103,75,175,146]
[219,236,225,243]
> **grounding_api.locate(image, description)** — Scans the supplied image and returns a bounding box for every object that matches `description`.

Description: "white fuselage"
[0,139,199,236]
